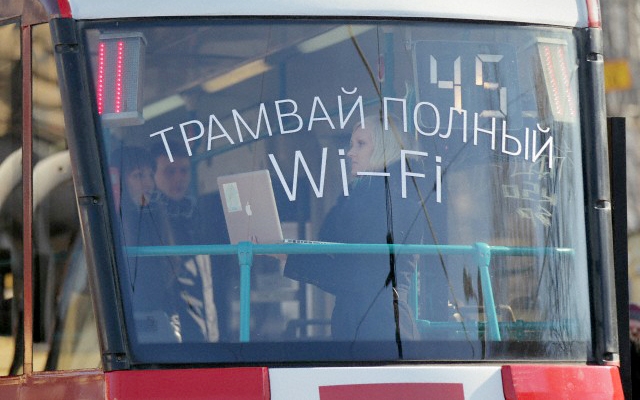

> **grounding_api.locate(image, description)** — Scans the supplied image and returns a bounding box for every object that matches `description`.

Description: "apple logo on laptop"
[245,202,252,216]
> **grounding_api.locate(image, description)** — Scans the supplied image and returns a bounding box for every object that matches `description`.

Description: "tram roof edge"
[2,0,591,29]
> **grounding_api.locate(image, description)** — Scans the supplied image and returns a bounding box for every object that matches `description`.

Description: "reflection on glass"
[0,21,23,376]
[32,23,99,372]
[85,19,590,364]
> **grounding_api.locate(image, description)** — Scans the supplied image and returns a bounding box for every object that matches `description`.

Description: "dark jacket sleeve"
[284,172,427,296]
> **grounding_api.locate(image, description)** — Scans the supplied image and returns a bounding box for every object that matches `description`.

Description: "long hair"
[355,114,405,171]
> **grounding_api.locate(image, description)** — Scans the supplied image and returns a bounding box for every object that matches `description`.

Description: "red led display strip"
[541,43,577,121]
[115,40,125,113]
[555,45,576,118]
[97,40,127,115]
[542,45,563,117]
[97,41,106,115]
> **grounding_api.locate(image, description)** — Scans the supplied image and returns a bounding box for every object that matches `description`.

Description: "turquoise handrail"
[125,242,574,342]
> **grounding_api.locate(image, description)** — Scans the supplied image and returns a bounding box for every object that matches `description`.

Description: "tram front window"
[82,19,590,364]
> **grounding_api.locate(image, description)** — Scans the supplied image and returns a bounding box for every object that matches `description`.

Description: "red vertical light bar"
[556,45,576,118]
[543,45,563,117]
[115,40,125,113]
[97,41,106,115]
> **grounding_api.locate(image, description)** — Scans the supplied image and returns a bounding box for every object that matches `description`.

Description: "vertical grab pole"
[413,271,419,320]
[237,241,253,342]
[475,242,501,341]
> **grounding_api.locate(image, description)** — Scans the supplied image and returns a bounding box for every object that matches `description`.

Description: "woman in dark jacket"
[111,146,184,343]
[112,146,163,246]
[285,115,427,342]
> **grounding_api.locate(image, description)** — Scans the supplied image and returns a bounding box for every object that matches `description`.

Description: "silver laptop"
[217,169,286,244]
[217,169,333,245]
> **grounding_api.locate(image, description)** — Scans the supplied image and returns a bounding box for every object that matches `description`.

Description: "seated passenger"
[285,114,426,342]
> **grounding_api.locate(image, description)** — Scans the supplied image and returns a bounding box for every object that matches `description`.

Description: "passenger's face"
[155,156,191,201]
[347,125,375,176]
[126,166,155,206]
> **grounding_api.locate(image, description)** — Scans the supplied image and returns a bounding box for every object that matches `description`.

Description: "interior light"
[202,59,271,93]
[200,25,373,95]
[143,95,186,120]
[297,25,374,54]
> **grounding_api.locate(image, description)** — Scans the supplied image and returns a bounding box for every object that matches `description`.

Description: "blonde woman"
[286,114,427,342]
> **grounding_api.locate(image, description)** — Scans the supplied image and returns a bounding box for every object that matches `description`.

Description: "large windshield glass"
[81,19,589,364]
